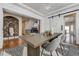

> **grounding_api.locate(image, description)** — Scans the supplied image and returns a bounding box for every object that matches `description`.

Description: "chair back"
[60,34,65,44]
[45,35,61,52]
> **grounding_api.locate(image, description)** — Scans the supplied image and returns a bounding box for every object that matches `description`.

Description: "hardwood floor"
[3,39,25,49]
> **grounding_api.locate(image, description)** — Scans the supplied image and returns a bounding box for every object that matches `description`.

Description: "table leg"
[27,44,40,56]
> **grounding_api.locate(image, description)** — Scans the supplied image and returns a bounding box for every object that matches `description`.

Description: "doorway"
[64,13,76,44]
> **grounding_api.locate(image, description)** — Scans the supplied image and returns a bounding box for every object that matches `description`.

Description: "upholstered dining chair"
[41,35,61,56]
[59,34,71,56]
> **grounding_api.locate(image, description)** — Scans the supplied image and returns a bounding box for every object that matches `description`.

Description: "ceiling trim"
[14,3,44,16]
[47,4,79,16]
[14,3,79,17]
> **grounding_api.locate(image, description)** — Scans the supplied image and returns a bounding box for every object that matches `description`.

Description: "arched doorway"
[3,16,19,37]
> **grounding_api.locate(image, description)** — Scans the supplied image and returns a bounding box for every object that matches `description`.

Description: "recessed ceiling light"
[45,6,51,10]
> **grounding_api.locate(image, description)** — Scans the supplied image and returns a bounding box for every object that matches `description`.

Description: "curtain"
[48,16,62,33]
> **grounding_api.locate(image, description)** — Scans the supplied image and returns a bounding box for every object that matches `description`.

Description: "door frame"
[64,13,76,44]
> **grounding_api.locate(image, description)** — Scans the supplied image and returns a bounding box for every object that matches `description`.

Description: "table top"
[20,33,62,48]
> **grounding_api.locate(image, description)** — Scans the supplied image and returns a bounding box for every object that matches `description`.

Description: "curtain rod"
[48,9,79,18]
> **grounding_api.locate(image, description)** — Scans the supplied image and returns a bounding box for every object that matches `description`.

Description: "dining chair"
[41,35,61,56]
[59,34,65,55]
[59,34,71,55]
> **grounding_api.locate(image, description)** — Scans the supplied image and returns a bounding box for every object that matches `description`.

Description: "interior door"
[65,23,76,44]
[70,23,76,44]
[64,13,76,44]
[65,26,70,43]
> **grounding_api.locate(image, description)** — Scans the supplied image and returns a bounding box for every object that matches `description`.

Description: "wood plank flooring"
[0,39,25,51]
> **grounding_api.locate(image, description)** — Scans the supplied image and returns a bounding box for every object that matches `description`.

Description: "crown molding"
[14,3,44,17]
[12,3,79,17]
[47,4,79,16]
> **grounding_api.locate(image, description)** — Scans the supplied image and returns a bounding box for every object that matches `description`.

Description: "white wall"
[19,18,22,36]
[0,3,45,33]
[39,17,51,33]
[75,11,79,44]
[0,7,3,48]
[0,3,45,48]
[47,5,79,44]
[0,4,44,20]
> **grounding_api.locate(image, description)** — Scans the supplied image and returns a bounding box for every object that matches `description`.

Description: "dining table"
[20,33,62,56]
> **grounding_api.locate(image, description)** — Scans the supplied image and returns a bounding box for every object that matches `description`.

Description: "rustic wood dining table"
[20,33,62,56]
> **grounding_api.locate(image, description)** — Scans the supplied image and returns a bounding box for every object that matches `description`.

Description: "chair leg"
[66,46,70,55]
[0,51,2,56]
[1,50,4,56]
[55,49,59,56]
[41,49,44,56]
[60,44,64,55]
[50,51,52,56]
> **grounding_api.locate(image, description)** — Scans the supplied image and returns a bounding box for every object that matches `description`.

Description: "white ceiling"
[24,3,72,15]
